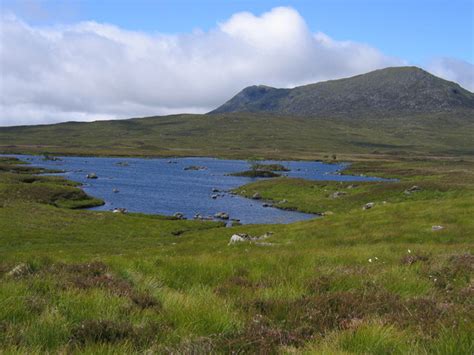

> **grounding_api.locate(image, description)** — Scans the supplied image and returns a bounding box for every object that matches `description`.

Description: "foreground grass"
[0,156,473,353]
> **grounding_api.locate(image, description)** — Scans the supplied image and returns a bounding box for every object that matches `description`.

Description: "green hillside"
[1,110,474,159]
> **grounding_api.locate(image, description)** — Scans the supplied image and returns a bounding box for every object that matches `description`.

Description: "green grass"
[1,156,473,353]
[1,110,474,159]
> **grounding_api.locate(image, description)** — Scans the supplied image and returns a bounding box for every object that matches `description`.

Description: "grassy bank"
[1,156,473,353]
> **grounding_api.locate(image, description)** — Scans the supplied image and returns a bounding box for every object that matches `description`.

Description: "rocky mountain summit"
[210,67,474,117]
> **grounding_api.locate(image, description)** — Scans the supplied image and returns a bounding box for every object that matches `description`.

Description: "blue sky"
[3,0,473,64]
[0,0,473,125]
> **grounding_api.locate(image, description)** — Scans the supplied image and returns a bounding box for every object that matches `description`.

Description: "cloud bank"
[0,7,471,126]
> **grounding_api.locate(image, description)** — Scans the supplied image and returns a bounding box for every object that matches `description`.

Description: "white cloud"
[0,6,435,126]
[426,57,474,92]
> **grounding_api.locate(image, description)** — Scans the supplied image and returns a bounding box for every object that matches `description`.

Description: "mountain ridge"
[210,67,474,117]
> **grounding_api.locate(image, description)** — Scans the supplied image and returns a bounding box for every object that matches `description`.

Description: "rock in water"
[214,212,229,220]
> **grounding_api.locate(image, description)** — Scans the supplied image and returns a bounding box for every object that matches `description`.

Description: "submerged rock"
[115,161,129,167]
[184,165,206,171]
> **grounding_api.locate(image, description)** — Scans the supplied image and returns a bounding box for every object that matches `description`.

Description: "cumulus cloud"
[426,57,474,92]
[0,6,409,126]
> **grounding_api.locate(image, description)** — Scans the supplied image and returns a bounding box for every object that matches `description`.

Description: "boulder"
[228,232,273,245]
[252,192,262,200]
[112,188,119,193]
[214,212,229,220]
[211,194,218,199]
[173,212,185,220]
[86,173,98,179]
[331,191,347,198]
[404,185,422,195]
[432,225,445,231]
[112,208,127,214]
[228,233,250,244]
[363,202,375,210]
[7,263,31,277]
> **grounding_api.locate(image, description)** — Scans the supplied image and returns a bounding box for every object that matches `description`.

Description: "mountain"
[210,67,474,117]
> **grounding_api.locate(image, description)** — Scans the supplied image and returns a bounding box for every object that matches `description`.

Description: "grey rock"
[363,202,375,210]
[214,212,229,220]
[331,191,347,198]
[173,212,185,220]
[7,263,31,277]
[404,185,422,195]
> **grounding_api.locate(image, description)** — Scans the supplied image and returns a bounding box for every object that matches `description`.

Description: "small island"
[230,170,281,178]
[229,162,289,178]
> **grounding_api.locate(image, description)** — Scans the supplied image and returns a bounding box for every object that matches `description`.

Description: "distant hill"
[210,67,474,117]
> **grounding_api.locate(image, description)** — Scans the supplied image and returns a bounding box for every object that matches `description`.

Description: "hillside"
[1,110,473,158]
[210,67,474,117]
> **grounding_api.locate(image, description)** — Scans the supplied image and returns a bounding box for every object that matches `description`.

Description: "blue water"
[13,155,387,224]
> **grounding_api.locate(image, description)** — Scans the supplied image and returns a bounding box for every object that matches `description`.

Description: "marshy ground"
[0,155,473,353]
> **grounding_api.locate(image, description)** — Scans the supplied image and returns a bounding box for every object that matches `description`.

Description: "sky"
[0,0,473,126]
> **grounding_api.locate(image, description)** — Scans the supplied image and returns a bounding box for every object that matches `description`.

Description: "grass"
[1,110,474,159]
[0,155,473,353]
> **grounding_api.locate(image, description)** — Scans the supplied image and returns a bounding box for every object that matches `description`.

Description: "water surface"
[15,155,386,224]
